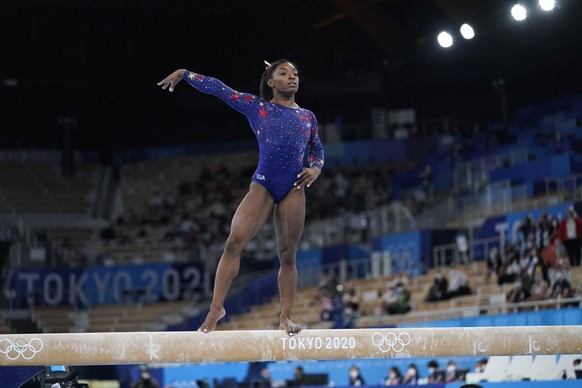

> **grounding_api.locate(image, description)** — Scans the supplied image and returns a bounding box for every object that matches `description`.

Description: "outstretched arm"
[157,69,258,115]
[157,69,186,92]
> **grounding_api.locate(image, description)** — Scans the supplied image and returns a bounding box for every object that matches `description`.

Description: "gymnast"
[157,59,325,336]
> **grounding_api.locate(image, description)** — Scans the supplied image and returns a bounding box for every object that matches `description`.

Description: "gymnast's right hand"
[157,69,186,92]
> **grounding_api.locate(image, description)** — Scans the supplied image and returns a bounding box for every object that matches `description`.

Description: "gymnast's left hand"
[294,167,321,189]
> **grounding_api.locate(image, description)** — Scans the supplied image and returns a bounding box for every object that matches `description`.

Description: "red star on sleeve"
[259,108,267,117]
[196,74,204,80]
[245,95,253,102]
[231,93,240,100]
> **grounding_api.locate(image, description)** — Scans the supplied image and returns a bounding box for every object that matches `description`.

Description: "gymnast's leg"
[274,186,306,335]
[198,182,274,332]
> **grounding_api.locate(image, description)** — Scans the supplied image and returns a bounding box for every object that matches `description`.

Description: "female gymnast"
[157,59,325,336]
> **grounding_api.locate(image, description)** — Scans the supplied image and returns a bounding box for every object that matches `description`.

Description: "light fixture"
[437,31,454,48]
[539,0,555,11]
[511,4,527,21]
[460,23,475,40]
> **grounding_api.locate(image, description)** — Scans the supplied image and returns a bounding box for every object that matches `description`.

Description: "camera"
[40,366,89,388]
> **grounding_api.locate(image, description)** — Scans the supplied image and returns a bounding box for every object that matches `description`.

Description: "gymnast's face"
[268,62,299,95]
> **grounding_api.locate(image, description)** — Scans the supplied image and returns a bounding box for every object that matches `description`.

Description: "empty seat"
[479,355,510,382]
[505,355,533,381]
[530,354,558,381]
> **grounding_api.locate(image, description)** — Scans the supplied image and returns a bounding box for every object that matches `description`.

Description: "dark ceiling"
[1,0,581,150]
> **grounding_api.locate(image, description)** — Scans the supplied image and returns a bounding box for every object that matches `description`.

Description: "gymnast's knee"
[278,247,297,268]
[224,234,247,257]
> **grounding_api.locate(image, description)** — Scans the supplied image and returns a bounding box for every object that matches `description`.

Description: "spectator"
[427,360,442,384]
[292,366,305,387]
[348,365,365,386]
[447,268,471,298]
[550,269,574,300]
[526,270,549,303]
[402,364,419,385]
[507,276,529,304]
[425,269,449,302]
[456,232,470,266]
[541,237,559,268]
[319,270,339,294]
[558,207,582,266]
[473,358,487,374]
[342,287,361,327]
[497,245,521,286]
[518,214,536,247]
[254,368,272,388]
[132,366,160,388]
[486,246,502,282]
[384,366,403,386]
[384,282,411,315]
[444,360,462,383]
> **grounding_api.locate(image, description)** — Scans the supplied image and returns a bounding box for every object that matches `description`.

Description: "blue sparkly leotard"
[182,71,325,204]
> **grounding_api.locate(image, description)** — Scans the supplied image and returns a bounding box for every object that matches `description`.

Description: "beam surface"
[1,326,581,366]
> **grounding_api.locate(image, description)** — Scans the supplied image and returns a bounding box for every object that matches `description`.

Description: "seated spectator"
[497,251,521,286]
[292,366,305,387]
[447,268,471,298]
[427,360,442,384]
[473,358,487,374]
[425,269,449,302]
[507,276,530,304]
[486,247,502,282]
[550,269,574,299]
[402,364,420,385]
[348,365,365,386]
[384,366,403,386]
[384,282,411,315]
[342,287,361,327]
[526,270,549,303]
[444,360,463,383]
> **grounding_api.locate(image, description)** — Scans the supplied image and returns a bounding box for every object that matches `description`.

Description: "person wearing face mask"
[384,366,403,386]
[473,358,487,374]
[426,360,442,383]
[551,270,573,298]
[402,363,419,385]
[132,366,160,388]
[425,269,448,302]
[444,360,461,383]
[348,365,365,386]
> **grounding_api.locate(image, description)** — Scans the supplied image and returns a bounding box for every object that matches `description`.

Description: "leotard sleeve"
[182,70,257,115]
[306,111,325,170]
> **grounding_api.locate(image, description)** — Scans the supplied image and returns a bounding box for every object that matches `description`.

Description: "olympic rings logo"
[0,338,44,360]
[371,331,411,353]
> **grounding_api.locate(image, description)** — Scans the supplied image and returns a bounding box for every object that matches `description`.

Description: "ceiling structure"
[1,0,580,149]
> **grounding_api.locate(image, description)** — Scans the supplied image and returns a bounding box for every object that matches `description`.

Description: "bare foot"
[198,306,226,333]
[280,318,302,336]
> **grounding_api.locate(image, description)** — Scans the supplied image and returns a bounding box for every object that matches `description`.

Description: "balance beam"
[1,326,581,366]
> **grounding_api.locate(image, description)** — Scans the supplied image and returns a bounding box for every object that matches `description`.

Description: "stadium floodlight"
[539,0,555,11]
[437,31,453,48]
[460,23,475,40]
[511,4,527,21]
